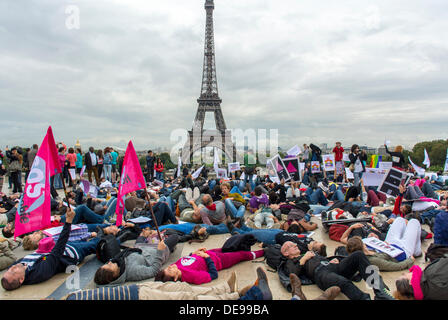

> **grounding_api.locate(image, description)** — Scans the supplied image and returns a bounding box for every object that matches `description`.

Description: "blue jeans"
[354,172,363,187]
[155,171,163,181]
[305,188,329,206]
[159,196,175,212]
[209,180,217,191]
[225,198,246,219]
[309,205,330,215]
[420,210,443,225]
[151,202,177,226]
[232,226,283,245]
[86,223,110,232]
[68,237,101,263]
[61,205,106,224]
[239,286,264,300]
[159,222,229,235]
[331,190,345,202]
[103,165,112,182]
[54,173,63,189]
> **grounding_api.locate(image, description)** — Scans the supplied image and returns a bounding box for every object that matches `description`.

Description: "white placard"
[345,168,354,180]
[128,216,152,224]
[69,168,76,181]
[342,154,350,162]
[80,165,86,177]
[287,145,302,157]
[363,237,403,258]
[43,225,81,237]
[379,162,392,170]
[228,162,241,173]
[322,154,335,172]
[216,168,228,179]
[362,168,388,187]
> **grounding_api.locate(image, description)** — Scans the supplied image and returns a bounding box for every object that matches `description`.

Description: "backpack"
[421,256,448,300]
[329,224,349,242]
[96,235,121,263]
[263,244,287,271]
[222,234,257,253]
[425,243,448,262]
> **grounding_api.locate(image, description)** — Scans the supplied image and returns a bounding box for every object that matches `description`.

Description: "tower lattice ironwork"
[182,0,236,164]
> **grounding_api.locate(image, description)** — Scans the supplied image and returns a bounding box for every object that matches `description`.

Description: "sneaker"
[185,188,193,202]
[193,187,200,201]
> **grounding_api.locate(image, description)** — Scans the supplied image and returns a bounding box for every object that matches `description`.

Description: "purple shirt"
[249,194,269,209]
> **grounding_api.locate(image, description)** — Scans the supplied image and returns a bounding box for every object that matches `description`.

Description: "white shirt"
[89,152,97,166]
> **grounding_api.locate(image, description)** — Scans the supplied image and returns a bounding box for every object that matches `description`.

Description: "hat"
[36,237,55,254]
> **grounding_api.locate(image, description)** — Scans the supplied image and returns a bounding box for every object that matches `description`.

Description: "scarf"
[206,203,216,211]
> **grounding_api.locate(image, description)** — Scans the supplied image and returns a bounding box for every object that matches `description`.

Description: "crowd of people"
[1,141,448,301]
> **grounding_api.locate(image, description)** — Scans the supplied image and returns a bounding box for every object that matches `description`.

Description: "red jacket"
[154,163,164,172]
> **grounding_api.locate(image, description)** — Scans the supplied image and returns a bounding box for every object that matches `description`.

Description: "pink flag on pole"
[14,127,62,238]
[115,141,146,226]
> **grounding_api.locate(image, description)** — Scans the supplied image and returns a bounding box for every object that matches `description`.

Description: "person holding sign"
[346,236,415,272]
[385,144,405,170]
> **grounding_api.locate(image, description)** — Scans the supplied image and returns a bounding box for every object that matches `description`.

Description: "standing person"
[85,147,100,185]
[0,150,6,192]
[302,144,310,164]
[75,148,83,180]
[6,147,23,194]
[97,149,104,181]
[110,148,119,183]
[385,144,405,170]
[23,148,31,183]
[66,148,77,187]
[332,142,345,180]
[26,144,39,185]
[54,147,66,190]
[154,158,164,182]
[102,147,113,182]
[349,144,365,187]
[145,150,155,183]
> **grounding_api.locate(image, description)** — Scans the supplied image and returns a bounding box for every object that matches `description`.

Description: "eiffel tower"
[182,0,236,164]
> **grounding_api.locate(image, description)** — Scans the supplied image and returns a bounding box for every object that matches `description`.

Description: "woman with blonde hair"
[384,144,405,170]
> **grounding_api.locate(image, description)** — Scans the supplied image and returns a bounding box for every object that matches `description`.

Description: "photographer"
[349,144,366,187]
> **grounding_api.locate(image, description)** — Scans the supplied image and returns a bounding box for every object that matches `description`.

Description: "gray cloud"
[0,0,447,154]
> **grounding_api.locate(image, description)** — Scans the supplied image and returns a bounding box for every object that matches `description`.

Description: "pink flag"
[14,127,62,238]
[115,141,146,226]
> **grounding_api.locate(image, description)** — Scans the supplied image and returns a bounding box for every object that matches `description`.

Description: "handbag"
[9,160,22,172]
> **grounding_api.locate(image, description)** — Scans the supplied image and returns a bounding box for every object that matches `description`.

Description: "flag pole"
[60,174,72,211]
[144,189,162,241]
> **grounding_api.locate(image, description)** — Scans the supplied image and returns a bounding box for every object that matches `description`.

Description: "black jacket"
[21,222,77,285]
[385,146,405,169]
[84,152,97,170]
[349,152,366,173]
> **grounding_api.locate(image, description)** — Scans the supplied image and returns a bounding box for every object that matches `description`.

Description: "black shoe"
[226,216,235,233]
[374,278,395,300]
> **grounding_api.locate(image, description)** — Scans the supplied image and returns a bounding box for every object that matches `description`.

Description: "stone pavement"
[0,185,433,300]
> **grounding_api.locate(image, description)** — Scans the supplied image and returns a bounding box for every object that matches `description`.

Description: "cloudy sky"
[1,0,447,154]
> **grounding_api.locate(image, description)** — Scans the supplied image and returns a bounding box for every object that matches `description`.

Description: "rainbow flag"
[370,155,382,168]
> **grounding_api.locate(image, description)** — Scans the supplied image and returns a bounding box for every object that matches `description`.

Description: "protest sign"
[228,162,241,173]
[345,168,354,180]
[379,162,392,170]
[69,168,76,181]
[268,154,291,182]
[322,154,335,172]
[363,168,388,187]
[363,237,403,258]
[287,145,302,157]
[282,157,301,181]
[342,154,350,162]
[377,168,412,198]
[311,161,321,174]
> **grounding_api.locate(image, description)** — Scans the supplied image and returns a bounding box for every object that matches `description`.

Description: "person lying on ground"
[93,234,179,287]
[281,241,394,300]
[1,208,102,291]
[66,268,273,301]
[155,247,264,285]
[345,236,415,272]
